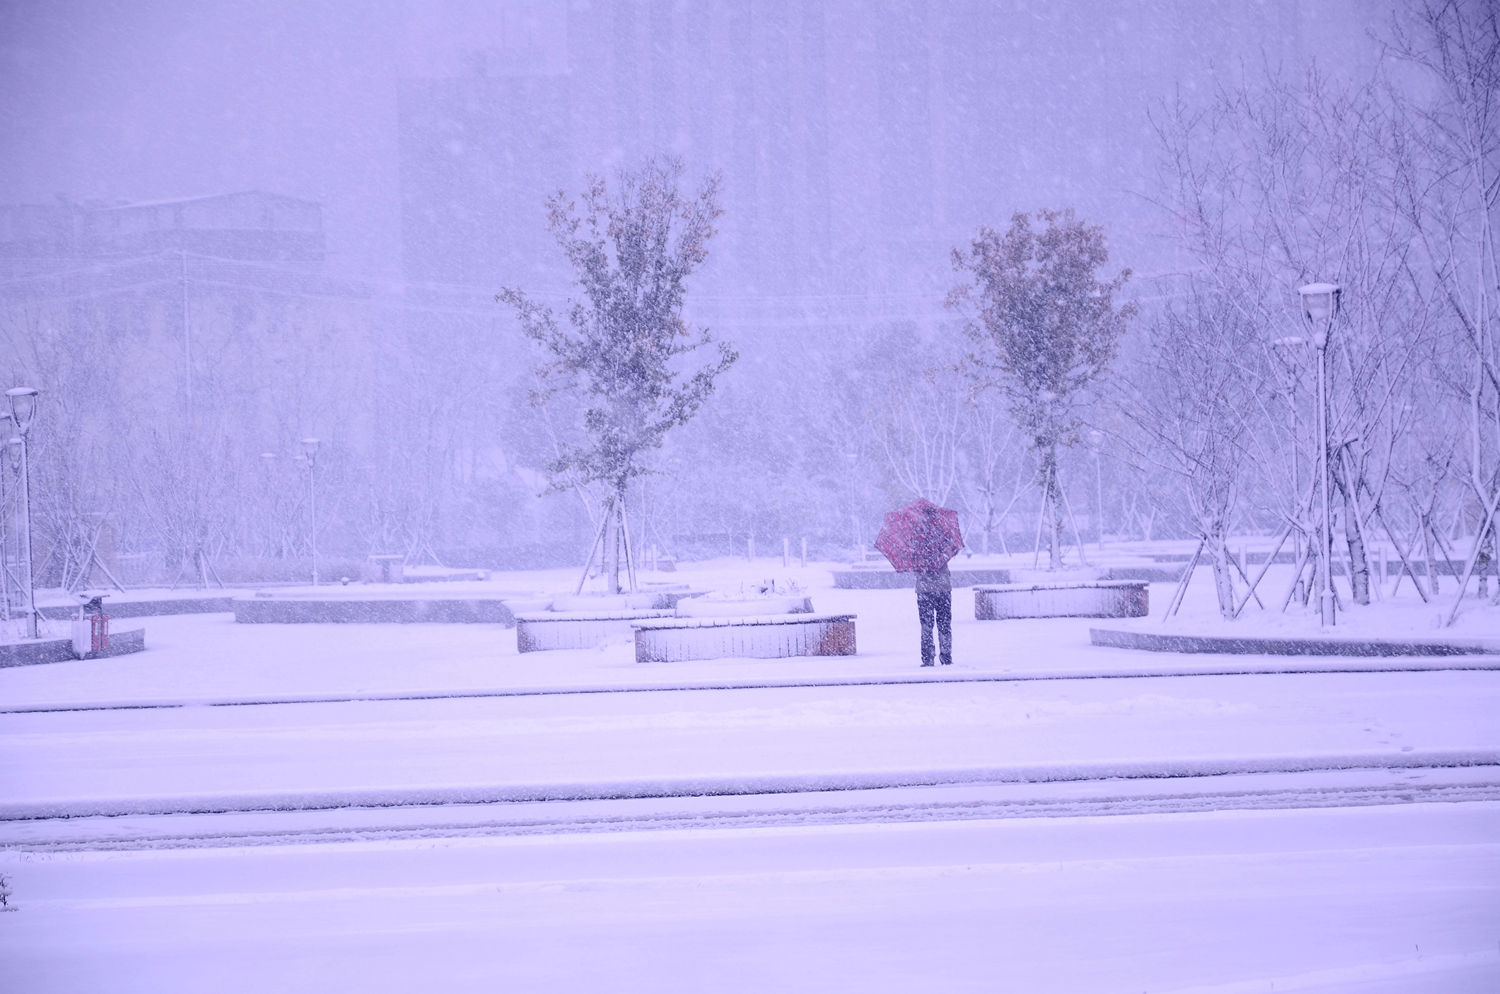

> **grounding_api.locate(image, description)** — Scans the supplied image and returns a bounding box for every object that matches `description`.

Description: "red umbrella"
[875,497,965,572]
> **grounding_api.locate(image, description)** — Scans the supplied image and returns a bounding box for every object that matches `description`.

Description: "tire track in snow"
[8,766,1500,852]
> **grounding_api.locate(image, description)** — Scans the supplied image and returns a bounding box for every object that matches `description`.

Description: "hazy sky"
[1,0,1386,287]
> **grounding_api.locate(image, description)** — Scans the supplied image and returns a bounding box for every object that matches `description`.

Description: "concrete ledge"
[40,597,233,620]
[1101,565,1185,583]
[1090,626,1499,657]
[0,638,76,667]
[0,627,147,667]
[77,627,147,659]
[515,610,674,652]
[633,613,857,662]
[233,596,515,625]
[977,581,1149,620]
[831,567,1012,589]
[674,595,813,617]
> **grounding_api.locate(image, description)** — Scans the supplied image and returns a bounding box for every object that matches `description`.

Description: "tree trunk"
[603,489,623,595]
[1479,525,1495,600]
[1041,446,1064,569]
[1209,532,1237,619]
[1341,489,1371,606]
[1422,514,1440,595]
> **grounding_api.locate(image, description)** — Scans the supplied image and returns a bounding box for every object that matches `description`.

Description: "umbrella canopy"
[874,497,965,573]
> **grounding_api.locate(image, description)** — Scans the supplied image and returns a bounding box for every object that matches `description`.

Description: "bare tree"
[1117,286,1267,617]
[954,400,1026,556]
[1385,0,1500,617]
[1150,58,1444,609]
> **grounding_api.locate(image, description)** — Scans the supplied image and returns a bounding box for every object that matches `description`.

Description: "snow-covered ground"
[2,555,1498,992]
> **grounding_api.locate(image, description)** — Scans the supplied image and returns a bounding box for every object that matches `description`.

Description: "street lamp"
[302,438,320,586]
[1088,430,1105,550]
[6,387,39,638]
[1299,283,1341,626]
[0,412,11,623]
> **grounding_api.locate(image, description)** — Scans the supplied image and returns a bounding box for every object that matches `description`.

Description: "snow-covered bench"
[632,613,857,663]
[515,609,675,652]
[974,580,1149,620]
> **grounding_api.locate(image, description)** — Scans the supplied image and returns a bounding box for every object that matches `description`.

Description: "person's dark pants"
[916,591,952,666]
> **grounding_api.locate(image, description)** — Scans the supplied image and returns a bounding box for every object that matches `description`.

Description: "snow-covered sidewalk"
[3,568,1498,713]
[5,670,1496,819]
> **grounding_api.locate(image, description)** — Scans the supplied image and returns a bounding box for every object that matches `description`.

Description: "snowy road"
[8,766,1500,852]
[3,803,1497,993]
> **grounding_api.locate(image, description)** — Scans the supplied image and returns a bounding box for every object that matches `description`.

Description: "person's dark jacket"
[914,568,952,595]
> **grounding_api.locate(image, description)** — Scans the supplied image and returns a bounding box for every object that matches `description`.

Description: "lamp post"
[4,438,18,628]
[1088,429,1105,550]
[1299,283,1341,626]
[302,438,320,586]
[0,412,11,623]
[6,387,40,639]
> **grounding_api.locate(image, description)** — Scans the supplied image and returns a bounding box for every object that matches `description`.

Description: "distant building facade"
[394,1,1335,346]
[0,190,382,579]
[0,190,326,267]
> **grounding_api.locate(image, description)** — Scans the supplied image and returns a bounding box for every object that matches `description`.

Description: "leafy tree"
[498,157,736,592]
[948,209,1136,568]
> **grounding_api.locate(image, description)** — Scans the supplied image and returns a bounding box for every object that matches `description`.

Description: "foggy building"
[0,191,381,578]
[393,1,1338,349]
[0,191,325,267]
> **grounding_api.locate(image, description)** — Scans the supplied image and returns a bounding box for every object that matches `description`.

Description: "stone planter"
[0,627,147,667]
[831,566,1012,589]
[513,587,709,652]
[974,580,1149,620]
[673,594,813,618]
[632,613,857,663]
[233,593,516,625]
[516,609,675,652]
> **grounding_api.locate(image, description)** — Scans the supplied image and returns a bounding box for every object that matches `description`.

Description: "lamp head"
[1297,283,1341,349]
[301,437,320,461]
[5,387,39,435]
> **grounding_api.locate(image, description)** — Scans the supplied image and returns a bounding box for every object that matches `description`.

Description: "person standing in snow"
[875,497,963,668]
[914,563,953,667]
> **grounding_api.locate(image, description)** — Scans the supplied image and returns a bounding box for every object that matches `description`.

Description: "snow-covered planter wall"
[0,628,147,667]
[515,609,675,652]
[831,565,1012,589]
[549,592,663,612]
[673,594,813,618]
[974,580,1149,620]
[234,593,516,624]
[632,613,857,663]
